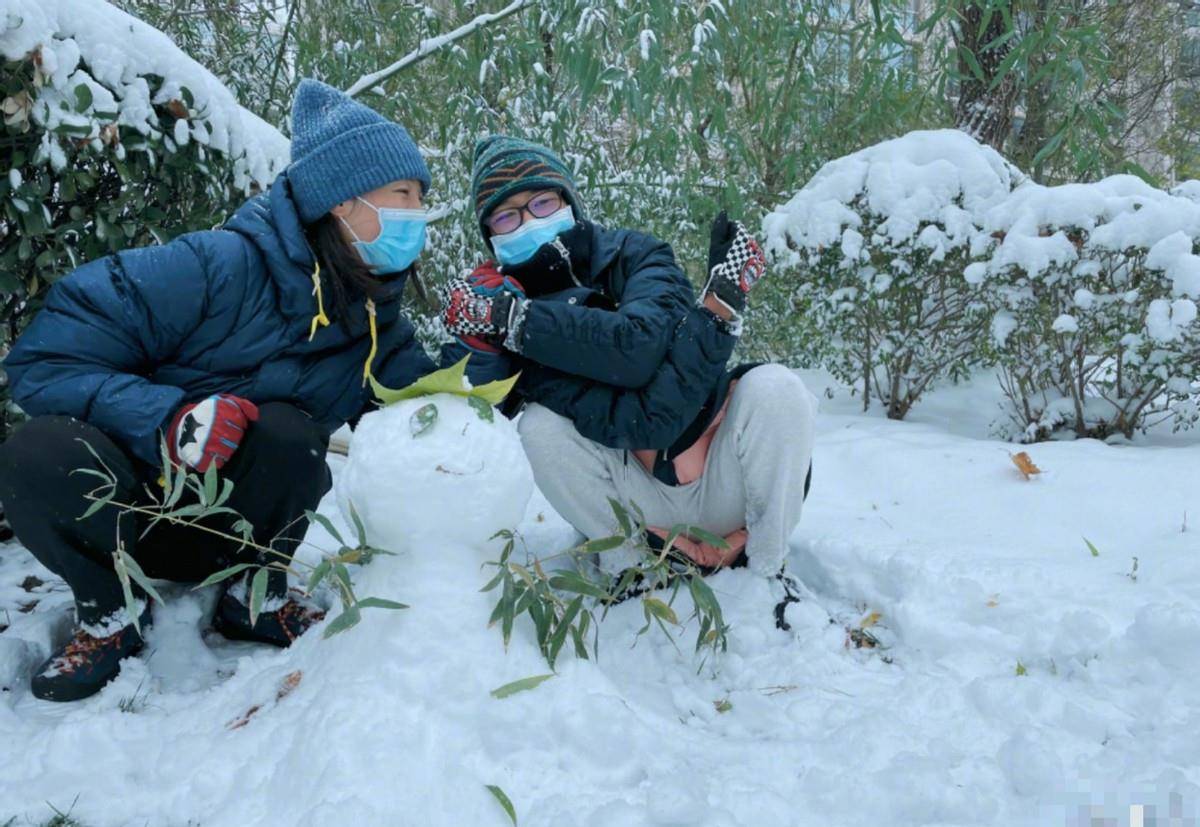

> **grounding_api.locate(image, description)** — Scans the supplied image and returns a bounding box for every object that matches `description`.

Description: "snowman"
[336,358,533,553]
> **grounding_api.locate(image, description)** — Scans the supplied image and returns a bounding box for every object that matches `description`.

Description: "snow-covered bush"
[762,130,1021,419]
[0,0,288,438]
[977,176,1200,441]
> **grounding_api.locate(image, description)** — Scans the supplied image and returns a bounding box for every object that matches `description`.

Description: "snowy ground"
[1,370,1198,827]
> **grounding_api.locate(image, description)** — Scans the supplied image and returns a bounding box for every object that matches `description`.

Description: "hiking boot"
[212,588,325,647]
[31,604,151,702]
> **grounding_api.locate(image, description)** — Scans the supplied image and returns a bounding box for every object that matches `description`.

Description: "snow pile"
[763,130,1200,439]
[337,394,534,551]
[0,0,288,189]
[759,130,1023,419]
[3,371,1199,826]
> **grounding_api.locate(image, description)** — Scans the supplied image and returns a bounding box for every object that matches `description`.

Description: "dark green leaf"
[468,395,494,423]
[485,784,517,826]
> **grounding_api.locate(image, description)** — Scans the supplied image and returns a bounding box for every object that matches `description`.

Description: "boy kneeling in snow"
[439,136,817,605]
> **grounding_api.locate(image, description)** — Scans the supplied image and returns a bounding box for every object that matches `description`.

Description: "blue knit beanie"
[287,79,431,225]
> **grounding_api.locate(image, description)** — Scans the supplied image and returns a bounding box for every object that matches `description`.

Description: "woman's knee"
[0,416,127,493]
[735,364,817,419]
[243,403,328,468]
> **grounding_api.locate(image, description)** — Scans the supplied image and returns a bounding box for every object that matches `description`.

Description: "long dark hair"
[303,214,433,325]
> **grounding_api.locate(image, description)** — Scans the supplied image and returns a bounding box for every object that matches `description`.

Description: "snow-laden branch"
[345,0,536,98]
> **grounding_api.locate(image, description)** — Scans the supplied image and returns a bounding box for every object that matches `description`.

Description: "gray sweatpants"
[518,364,818,577]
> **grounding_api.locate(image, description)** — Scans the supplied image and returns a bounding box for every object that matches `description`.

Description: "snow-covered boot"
[31,604,151,702]
[212,586,325,647]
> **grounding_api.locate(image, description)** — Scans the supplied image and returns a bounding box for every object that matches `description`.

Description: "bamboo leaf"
[202,462,218,506]
[643,597,679,625]
[356,597,409,611]
[608,497,633,538]
[348,502,368,549]
[322,605,362,638]
[249,566,269,627]
[305,510,345,546]
[306,558,332,593]
[582,535,626,554]
[485,784,517,826]
[193,562,256,590]
[490,673,555,699]
[117,546,165,606]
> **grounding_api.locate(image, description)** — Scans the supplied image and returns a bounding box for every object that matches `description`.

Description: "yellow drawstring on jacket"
[362,298,378,387]
[308,262,331,342]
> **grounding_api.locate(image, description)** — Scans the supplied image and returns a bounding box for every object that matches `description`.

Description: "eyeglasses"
[486,190,565,235]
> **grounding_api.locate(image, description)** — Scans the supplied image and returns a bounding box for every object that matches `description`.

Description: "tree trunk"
[953,1,1020,151]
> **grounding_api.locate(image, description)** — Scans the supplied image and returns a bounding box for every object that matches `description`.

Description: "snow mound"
[337,395,534,551]
[0,0,289,189]
[762,129,1021,265]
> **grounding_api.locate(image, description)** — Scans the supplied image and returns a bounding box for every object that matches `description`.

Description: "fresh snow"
[1,371,1197,826]
[0,0,289,190]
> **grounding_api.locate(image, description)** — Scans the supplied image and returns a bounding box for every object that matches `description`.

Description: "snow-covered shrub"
[0,0,288,439]
[977,176,1200,441]
[762,130,1020,419]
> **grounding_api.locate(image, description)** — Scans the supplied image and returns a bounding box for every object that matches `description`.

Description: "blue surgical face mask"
[489,205,576,266]
[342,197,428,274]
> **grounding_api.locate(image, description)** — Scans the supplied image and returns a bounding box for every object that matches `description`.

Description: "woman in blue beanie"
[0,79,447,702]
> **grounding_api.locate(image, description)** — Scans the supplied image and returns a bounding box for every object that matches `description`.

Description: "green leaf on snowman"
[410,403,438,437]
[468,395,494,423]
[370,355,520,408]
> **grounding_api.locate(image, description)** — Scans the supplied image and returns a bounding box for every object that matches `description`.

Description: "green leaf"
[1015,660,1027,676]
[370,356,520,407]
[111,550,142,634]
[1083,537,1101,557]
[249,566,269,627]
[355,597,409,611]
[548,571,609,599]
[202,462,218,506]
[608,497,633,538]
[193,562,256,590]
[581,536,626,554]
[409,403,438,437]
[117,546,165,607]
[305,510,345,546]
[682,525,730,550]
[643,597,679,625]
[74,83,93,111]
[77,493,114,521]
[306,558,332,593]
[322,605,362,638]
[468,395,495,423]
[348,502,368,549]
[490,673,555,699]
[485,784,517,826]
[548,596,584,668]
[714,698,732,714]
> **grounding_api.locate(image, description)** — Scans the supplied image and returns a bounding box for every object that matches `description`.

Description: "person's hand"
[439,266,528,352]
[168,394,259,472]
[446,262,525,352]
[702,210,767,315]
[648,526,748,568]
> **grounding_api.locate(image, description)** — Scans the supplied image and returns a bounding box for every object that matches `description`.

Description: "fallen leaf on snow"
[1010,451,1042,480]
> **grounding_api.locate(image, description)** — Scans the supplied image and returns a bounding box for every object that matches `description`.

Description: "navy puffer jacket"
[449,220,742,455]
[4,173,444,465]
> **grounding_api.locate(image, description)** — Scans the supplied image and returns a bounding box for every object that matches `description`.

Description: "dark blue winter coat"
[450,221,743,465]
[4,173,444,466]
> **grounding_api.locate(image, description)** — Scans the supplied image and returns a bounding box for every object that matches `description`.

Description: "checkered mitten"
[701,211,768,315]
[438,275,530,352]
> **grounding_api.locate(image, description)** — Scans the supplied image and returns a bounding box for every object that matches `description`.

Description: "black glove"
[438,275,529,352]
[702,210,767,315]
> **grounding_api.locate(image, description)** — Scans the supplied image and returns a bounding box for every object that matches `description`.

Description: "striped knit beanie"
[470,135,585,238]
[288,79,431,225]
